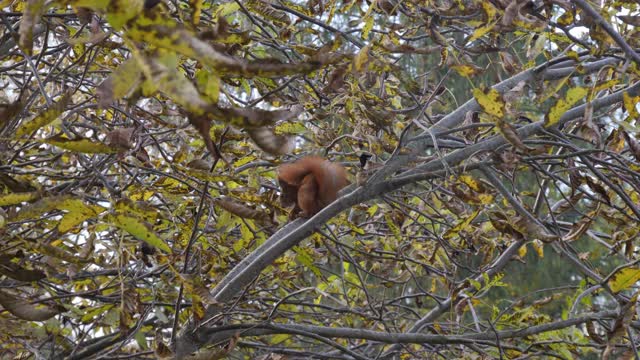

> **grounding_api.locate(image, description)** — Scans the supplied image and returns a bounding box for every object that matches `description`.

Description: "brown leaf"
[134,147,151,163]
[74,7,93,25]
[497,119,532,152]
[19,0,46,55]
[585,177,610,205]
[580,102,601,147]
[502,0,526,26]
[586,321,606,344]
[323,65,348,93]
[618,15,640,26]
[188,114,224,161]
[0,98,24,128]
[0,173,37,193]
[0,254,46,282]
[211,104,304,128]
[562,213,594,242]
[499,51,520,74]
[622,131,640,162]
[247,127,294,155]
[214,198,267,220]
[154,330,173,359]
[105,127,135,150]
[187,158,213,170]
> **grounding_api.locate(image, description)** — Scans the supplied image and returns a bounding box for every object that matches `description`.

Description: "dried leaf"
[496,119,531,152]
[0,254,46,282]
[247,127,294,155]
[105,127,135,150]
[18,0,46,55]
[0,290,61,321]
[215,198,266,220]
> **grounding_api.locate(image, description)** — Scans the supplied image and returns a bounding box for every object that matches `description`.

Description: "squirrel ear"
[279,182,298,207]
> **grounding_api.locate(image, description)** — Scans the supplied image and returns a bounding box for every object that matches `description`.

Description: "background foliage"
[1,0,640,359]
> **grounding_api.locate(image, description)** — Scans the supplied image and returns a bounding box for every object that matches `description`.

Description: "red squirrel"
[278,156,349,218]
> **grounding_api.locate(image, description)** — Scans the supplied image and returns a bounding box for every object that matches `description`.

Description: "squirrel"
[278,156,349,218]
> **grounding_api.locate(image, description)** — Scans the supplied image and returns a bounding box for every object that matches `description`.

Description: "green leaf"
[294,246,321,277]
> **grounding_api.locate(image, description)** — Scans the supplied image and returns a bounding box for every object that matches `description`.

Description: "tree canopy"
[1,0,640,359]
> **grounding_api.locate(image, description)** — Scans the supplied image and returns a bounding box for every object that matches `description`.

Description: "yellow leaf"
[72,0,109,11]
[459,175,482,192]
[15,92,71,137]
[594,79,619,93]
[0,192,39,206]
[354,44,370,72]
[623,92,640,119]
[108,213,171,253]
[473,87,504,118]
[545,86,588,127]
[97,58,143,107]
[384,213,401,238]
[347,222,366,235]
[532,240,544,258]
[477,193,495,205]
[105,0,143,30]
[451,64,480,77]
[294,246,321,277]
[539,75,570,103]
[44,135,117,154]
[481,1,498,19]
[11,195,70,221]
[274,122,307,135]
[196,69,220,103]
[57,200,105,233]
[215,1,240,17]
[518,244,527,258]
[469,22,496,42]
[557,9,573,26]
[191,0,203,24]
[443,210,480,240]
[362,15,374,39]
[608,267,640,293]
